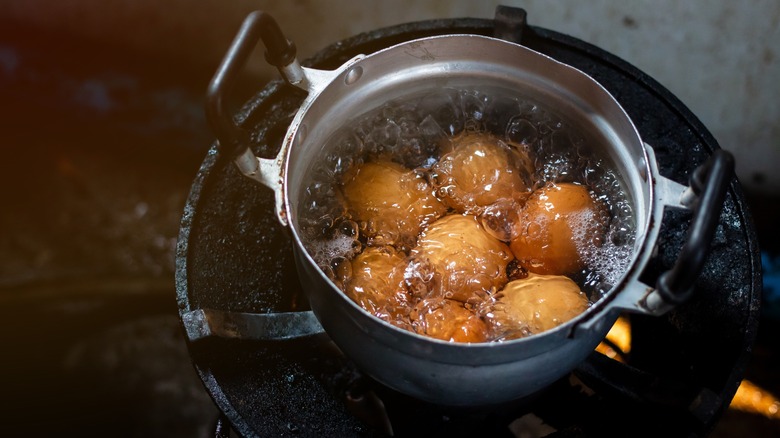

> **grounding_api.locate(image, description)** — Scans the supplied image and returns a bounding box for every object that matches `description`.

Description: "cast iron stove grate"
[175,8,761,438]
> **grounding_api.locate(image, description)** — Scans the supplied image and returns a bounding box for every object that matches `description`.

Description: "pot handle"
[642,149,735,312]
[574,148,734,336]
[205,11,306,187]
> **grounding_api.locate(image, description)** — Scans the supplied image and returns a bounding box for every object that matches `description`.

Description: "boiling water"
[297,87,635,341]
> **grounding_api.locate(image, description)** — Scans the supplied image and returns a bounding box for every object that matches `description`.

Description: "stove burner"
[176,7,761,438]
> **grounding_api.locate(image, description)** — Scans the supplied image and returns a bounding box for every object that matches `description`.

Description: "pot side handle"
[642,149,735,313]
[205,11,306,191]
[573,149,733,338]
[604,149,735,321]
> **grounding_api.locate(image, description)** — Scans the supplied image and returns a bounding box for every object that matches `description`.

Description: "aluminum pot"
[201,10,734,406]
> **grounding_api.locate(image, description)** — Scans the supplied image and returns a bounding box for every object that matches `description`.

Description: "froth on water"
[296,86,636,341]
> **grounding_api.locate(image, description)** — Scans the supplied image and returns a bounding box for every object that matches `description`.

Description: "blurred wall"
[1,0,778,195]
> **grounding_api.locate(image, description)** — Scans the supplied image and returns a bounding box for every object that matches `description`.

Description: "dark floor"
[0,20,778,438]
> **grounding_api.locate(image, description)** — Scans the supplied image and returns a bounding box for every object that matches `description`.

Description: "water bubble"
[480,200,520,241]
[397,114,420,137]
[417,89,463,136]
[505,116,538,145]
[418,114,447,141]
[370,120,401,148]
[463,118,481,133]
[317,215,334,231]
[460,90,487,121]
[484,95,519,133]
[298,84,637,339]
[338,219,359,238]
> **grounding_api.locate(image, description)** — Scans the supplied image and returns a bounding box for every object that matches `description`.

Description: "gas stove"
[175,7,761,437]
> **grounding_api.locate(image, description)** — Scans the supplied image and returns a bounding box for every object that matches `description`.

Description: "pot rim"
[277,34,661,354]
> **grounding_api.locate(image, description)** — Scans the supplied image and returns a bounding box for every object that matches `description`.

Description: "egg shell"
[510,182,605,276]
[342,160,447,251]
[411,298,488,343]
[411,214,513,303]
[492,273,589,336]
[431,132,533,214]
[343,246,412,323]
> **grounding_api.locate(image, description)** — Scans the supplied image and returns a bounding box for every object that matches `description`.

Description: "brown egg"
[343,246,412,324]
[342,160,447,251]
[490,273,589,338]
[411,214,513,303]
[510,182,606,276]
[431,132,534,214]
[411,298,488,343]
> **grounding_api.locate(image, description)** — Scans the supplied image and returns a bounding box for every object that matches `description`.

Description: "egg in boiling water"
[431,132,534,214]
[341,246,412,326]
[342,160,446,251]
[490,273,589,338]
[510,182,607,276]
[410,214,513,304]
[411,297,488,343]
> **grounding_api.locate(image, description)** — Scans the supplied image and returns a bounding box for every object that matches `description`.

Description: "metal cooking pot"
[195,10,734,406]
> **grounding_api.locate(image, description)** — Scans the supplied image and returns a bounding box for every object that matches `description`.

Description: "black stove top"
[176,10,761,438]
